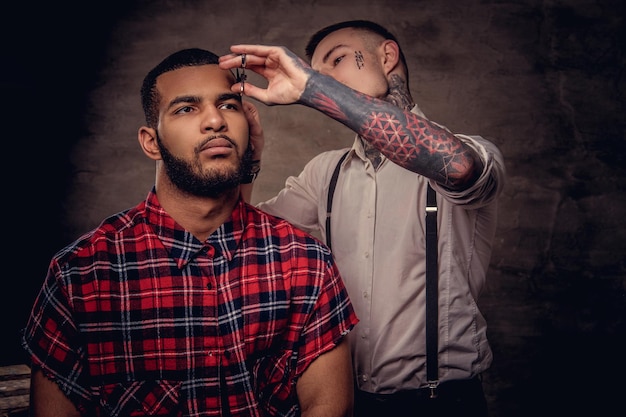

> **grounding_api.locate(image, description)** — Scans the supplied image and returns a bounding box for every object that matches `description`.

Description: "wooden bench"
[0,364,29,417]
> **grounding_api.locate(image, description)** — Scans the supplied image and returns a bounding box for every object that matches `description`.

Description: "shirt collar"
[143,187,246,268]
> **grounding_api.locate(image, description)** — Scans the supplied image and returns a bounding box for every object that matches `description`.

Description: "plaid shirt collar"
[142,187,246,269]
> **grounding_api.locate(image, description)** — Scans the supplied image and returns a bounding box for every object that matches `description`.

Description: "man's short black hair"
[140,48,222,128]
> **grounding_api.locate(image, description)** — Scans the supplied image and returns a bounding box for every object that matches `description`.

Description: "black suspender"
[425,183,439,396]
[325,151,349,251]
[326,152,439,396]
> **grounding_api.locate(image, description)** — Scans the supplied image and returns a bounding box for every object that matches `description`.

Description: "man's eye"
[175,106,194,114]
[219,102,239,111]
[333,56,344,66]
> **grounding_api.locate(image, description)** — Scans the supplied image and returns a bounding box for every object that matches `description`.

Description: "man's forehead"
[165,63,232,78]
[157,65,235,92]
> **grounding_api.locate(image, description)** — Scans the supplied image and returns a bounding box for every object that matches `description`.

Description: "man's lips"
[200,137,234,156]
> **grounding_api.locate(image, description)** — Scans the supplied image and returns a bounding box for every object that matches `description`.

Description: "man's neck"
[155,179,240,242]
[385,73,415,111]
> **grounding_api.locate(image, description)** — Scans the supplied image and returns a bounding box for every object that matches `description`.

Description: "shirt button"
[361,374,368,382]
[207,283,213,290]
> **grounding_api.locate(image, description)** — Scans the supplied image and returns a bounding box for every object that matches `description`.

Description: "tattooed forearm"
[300,72,482,188]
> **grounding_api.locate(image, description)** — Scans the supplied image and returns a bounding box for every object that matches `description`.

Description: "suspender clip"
[427,380,439,399]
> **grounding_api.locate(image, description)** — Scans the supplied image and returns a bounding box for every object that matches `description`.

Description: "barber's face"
[310,28,390,98]
[154,65,252,197]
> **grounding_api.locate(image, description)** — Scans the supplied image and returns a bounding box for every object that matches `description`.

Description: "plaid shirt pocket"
[99,380,183,416]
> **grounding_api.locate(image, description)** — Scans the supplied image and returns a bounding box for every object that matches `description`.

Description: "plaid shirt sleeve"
[246,214,359,416]
[294,255,357,374]
[22,253,93,408]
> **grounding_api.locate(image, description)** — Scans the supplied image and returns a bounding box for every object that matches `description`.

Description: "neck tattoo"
[386,74,414,111]
[361,137,382,170]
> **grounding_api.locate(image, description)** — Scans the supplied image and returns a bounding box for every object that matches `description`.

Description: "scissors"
[236,53,247,96]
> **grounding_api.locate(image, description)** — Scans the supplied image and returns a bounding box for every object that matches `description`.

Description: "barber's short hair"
[305,20,408,72]
[140,48,221,127]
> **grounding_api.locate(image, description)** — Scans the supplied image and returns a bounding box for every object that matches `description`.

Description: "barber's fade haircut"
[140,48,222,128]
[305,20,408,73]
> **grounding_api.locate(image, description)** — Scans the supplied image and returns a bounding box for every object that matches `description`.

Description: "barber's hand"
[219,45,313,105]
[243,101,264,160]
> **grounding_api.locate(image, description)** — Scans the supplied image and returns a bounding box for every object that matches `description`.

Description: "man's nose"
[202,107,226,132]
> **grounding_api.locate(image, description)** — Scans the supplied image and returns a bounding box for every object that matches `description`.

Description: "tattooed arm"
[219,45,483,190]
[303,71,483,188]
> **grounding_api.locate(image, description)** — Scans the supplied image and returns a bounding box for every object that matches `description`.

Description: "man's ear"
[380,39,401,76]
[138,126,162,161]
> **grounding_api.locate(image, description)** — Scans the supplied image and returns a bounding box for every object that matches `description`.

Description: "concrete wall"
[3,1,624,415]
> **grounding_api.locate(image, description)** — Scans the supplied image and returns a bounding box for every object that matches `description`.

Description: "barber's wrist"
[241,160,261,184]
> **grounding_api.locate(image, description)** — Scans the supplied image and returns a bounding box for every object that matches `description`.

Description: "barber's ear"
[380,40,401,75]
[138,126,162,161]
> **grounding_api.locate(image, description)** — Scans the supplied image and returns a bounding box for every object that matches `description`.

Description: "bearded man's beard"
[156,133,254,198]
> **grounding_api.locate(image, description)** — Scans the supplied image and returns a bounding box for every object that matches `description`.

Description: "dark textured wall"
[3,1,624,416]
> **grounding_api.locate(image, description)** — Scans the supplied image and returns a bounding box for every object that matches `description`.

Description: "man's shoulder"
[300,147,353,187]
[52,203,147,264]
[244,203,330,250]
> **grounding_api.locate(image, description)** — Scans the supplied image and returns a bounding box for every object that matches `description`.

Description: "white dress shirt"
[257,106,506,393]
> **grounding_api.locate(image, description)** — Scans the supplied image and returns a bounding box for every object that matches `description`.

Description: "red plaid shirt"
[22,188,358,416]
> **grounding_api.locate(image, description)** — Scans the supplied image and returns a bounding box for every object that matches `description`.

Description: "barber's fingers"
[220,45,300,73]
[235,81,277,105]
[243,102,265,156]
[219,48,275,70]
[221,46,308,105]
[243,101,263,136]
[228,44,279,60]
[243,101,259,121]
